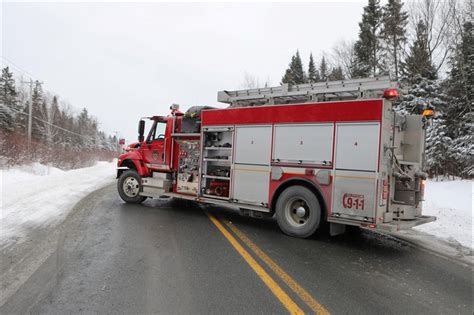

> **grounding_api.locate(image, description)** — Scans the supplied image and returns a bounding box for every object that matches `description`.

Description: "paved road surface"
[2,184,472,314]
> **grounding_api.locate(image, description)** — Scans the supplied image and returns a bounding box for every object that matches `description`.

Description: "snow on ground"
[0,161,115,249]
[414,179,473,249]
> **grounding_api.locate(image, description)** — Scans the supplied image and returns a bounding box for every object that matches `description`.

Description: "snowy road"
[1,184,472,314]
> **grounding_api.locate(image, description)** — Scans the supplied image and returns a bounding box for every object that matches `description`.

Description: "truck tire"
[117,170,147,204]
[275,186,321,238]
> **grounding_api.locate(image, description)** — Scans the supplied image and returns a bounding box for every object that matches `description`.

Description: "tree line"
[0,67,119,169]
[277,0,471,179]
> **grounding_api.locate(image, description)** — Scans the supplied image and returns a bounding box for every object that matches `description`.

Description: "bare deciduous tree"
[240,71,260,89]
[331,40,356,79]
[407,0,461,75]
[240,72,271,88]
[38,92,59,144]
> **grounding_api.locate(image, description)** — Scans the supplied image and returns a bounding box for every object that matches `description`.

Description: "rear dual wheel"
[275,186,322,238]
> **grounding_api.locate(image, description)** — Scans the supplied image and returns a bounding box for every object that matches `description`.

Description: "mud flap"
[330,223,346,236]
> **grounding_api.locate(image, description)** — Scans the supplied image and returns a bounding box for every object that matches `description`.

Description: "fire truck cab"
[117,77,436,238]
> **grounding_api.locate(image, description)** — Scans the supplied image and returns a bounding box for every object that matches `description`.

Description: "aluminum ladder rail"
[218,76,399,107]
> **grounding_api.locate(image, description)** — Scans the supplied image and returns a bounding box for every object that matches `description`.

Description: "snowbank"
[415,179,473,249]
[0,161,115,249]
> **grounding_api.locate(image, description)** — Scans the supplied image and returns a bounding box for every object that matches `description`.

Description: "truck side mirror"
[138,120,145,142]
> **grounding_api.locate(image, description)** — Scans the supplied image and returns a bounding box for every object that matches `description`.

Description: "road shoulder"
[385,229,473,267]
[0,184,114,311]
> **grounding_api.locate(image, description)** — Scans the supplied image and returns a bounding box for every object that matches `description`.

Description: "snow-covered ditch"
[0,161,115,248]
[414,179,473,249]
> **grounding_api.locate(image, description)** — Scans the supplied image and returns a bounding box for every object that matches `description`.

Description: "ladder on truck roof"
[218,76,399,107]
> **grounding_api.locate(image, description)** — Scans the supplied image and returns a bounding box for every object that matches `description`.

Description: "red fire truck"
[116,77,435,238]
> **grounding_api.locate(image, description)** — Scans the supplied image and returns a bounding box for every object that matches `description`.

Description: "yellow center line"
[205,212,304,315]
[223,218,331,315]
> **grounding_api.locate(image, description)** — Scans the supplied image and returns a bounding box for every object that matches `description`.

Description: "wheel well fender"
[270,178,327,219]
[117,159,147,178]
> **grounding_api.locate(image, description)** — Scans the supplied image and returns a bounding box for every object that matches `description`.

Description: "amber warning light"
[383,89,399,99]
[422,109,435,118]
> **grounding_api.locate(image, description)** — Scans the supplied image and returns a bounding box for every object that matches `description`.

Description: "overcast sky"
[2,1,366,141]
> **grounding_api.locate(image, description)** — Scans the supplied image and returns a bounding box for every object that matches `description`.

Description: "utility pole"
[21,79,43,149]
[113,131,121,153]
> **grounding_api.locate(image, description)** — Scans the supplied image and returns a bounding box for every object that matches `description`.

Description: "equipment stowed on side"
[181,106,216,133]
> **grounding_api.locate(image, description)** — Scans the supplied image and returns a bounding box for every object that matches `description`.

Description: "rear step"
[373,215,436,232]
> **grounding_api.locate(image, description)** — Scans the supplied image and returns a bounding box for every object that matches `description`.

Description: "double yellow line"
[206,212,330,315]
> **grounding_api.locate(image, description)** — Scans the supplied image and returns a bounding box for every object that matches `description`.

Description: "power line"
[0,56,40,82]
[1,56,70,102]
[9,106,96,140]
[1,57,118,149]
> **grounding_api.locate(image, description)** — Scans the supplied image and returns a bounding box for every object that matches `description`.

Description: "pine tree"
[292,51,305,84]
[397,29,449,177]
[443,21,473,177]
[282,55,295,85]
[77,108,92,149]
[380,0,408,79]
[61,110,75,148]
[445,20,472,109]
[397,76,446,114]
[319,57,328,81]
[397,77,451,177]
[0,65,119,166]
[50,96,62,144]
[352,0,384,77]
[402,20,437,81]
[397,19,448,175]
[0,67,18,132]
[425,117,452,178]
[31,81,44,140]
[308,53,320,83]
[328,66,345,81]
[281,51,306,85]
[39,95,60,144]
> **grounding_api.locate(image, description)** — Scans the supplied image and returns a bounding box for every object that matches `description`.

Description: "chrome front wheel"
[117,170,147,204]
[122,177,140,197]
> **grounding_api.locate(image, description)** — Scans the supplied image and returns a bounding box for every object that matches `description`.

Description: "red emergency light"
[383,89,399,99]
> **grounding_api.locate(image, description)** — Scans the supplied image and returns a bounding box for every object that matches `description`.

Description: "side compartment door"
[332,123,379,221]
[232,125,272,206]
[273,123,333,166]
